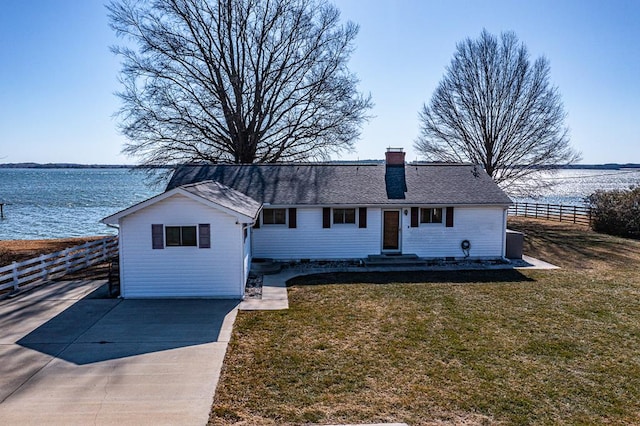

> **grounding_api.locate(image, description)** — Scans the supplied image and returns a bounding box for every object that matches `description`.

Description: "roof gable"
[102,180,261,225]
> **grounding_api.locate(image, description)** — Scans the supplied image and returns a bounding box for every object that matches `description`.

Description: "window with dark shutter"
[166,226,197,246]
[288,208,297,228]
[152,224,164,249]
[199,224,211,248]
[446,207,454,227]
[420,208,443,224]
[322,208,331,228]
[359,207,367,228]
[263,208,286,225]
[411,207,419,227]
[333,208,356,224]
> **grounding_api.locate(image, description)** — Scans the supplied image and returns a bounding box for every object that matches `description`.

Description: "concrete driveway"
[0,280,238,425]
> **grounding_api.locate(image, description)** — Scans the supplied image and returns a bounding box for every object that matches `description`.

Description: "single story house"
[101,148,512,298]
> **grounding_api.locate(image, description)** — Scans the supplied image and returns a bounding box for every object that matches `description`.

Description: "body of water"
[515,168,640,206]
[0,169,162,240]
[1,167,639,240]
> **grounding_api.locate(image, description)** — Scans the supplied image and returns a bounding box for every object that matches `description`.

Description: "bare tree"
[107,0,372,165]
[415,29,580,194]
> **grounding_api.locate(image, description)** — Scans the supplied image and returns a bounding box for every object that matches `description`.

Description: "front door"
[382,210,401,251]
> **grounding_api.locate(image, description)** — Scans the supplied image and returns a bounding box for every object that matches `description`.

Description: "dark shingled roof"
[180,180,261,219]
[166,163,512,206]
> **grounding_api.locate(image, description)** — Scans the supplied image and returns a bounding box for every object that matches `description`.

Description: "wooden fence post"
[12,262,19,291]
[40,254,48,282]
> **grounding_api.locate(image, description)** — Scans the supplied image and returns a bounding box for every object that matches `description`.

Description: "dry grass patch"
[508,216,640,270]
[211,218,640,425]
[0,237,104,267]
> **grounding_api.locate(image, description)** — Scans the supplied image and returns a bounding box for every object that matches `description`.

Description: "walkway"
[239,255,558,311]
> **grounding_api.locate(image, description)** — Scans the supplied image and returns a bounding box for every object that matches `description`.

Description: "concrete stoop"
[364,253,427,267]
[250,258,282,275]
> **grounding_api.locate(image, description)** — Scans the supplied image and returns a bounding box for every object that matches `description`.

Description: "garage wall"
[119,194,244,298]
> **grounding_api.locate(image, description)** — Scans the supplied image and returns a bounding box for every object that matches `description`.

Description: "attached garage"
[101,181,261,298]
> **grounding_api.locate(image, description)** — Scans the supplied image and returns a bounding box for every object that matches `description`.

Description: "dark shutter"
[151,224,164,249]
[446,207,454,227]
[288,208,297,228]
[323,207,331,228]
[253,213,260,228]
[358,207,367,228]
[198,224,211,248]
[411,207,419,227]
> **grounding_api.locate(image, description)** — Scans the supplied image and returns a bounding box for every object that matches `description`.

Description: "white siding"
[252,207,381,259]
[119,194,245,298]
[402,206,506,258]
[243,226,251,285]
[252,206,506,260]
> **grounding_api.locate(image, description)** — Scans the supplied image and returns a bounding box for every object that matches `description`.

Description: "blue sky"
[1,0,638,164]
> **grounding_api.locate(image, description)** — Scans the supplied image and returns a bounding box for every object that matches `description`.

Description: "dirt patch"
[0,237,105,267]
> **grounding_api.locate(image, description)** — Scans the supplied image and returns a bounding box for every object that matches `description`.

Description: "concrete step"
[364,254,427,267]
[250,259,282,275]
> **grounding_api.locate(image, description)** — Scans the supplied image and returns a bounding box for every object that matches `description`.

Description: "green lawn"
[210,218,640,425]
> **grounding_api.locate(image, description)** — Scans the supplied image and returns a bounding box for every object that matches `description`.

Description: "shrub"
[588,186,640,239]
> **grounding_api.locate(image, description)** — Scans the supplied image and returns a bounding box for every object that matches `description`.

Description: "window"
[333,208,356,224]
[263,208,286,225]
[420,208,443,224]
[165,226,197,246]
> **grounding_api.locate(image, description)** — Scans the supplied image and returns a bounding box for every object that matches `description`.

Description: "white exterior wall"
[243,226,252,285]
[252,207,381,259]
[118,194,245,298]
[402,206,506,258]
[252,206,506,260]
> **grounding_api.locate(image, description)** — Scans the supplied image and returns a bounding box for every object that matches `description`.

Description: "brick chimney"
[385,147,405,166]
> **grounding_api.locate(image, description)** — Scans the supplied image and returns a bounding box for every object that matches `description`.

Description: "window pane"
[344,208,356,224]
[420,208,430,223]
[165,227,181,246]
[263,209,274,224]
[420,208,443,223]
[333,208,355,224]
[263,208,286,225]
[432,208,443,223]
[181,226,197,246]
[274,209,286,224]
[333,209,344,224]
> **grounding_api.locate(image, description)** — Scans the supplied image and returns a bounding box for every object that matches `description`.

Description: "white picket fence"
[0,236,118,298]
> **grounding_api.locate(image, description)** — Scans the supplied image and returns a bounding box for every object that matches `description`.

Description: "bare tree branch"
[108,0,372,166]
[415,29,580,196]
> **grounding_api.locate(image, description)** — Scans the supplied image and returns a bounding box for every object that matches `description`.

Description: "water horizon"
[1,167,639,240]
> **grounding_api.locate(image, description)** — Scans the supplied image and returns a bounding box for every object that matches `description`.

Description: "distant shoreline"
[0,163,170,169]
[1,162,639,170]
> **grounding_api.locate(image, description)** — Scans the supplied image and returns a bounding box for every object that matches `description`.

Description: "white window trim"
[419,207,444,226]
[332,207,357,226]
[164,224,199,247]
[262,208,288,226]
